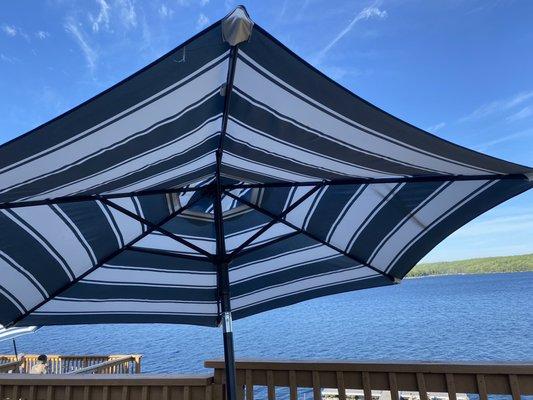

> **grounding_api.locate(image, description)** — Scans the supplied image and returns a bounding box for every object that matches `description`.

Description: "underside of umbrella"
[0,325,39,343]
[0,6,531,331]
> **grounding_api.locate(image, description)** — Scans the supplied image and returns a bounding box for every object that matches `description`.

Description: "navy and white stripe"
[0,10,530,328]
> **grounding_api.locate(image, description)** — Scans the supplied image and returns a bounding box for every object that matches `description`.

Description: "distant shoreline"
[406,253,533,278]
[406,270,532,279]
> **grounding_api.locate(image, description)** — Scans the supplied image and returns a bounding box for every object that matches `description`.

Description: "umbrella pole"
[13,339,18,361]
[221,295,237,400]
[214,41,239,400]
[218,257,237,400]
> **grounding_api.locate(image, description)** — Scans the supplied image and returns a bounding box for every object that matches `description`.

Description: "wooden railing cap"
[204,359,533,374]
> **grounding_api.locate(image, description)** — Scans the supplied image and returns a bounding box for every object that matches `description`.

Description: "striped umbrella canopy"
[0,6,530,397]
[0,325,39,361]
[0,326,39,343]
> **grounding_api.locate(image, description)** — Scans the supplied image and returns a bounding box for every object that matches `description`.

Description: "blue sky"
[0,0,531,262]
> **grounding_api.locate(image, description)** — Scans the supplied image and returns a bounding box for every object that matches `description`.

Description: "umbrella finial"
[222,5,254,46]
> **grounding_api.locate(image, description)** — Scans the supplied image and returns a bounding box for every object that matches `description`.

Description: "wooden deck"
[0,359,532,400]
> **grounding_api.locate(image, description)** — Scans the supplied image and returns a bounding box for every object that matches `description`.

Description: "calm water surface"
[1,272,531,373]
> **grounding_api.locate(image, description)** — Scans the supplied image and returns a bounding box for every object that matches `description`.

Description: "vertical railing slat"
[184,385,191,400]
[362,371,372,400]
[267,370,276,400]
[336,371,346,400]
[121,386,129,400]
[12,385,19,400]
[508,374,521,400]
[64,385,72,400]
[416,373,428,400]
[206,382,213,400]
[29,385,36,400]
[312,371,321,400]
[507,374,521,400]
[245,369,253,400]
[476,374,488,400]
[142,385,149,400]
[445,373,457,400]
[84,385,90,400]
[162,385,169,400]
[388,372,399,400]
[289,370,297,400]
[46,386,54,400]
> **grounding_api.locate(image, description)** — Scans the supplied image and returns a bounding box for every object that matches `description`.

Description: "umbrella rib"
[128,247,210,262]
[5,194,207,328]
[224,190,398,283]
[1,174,525,211]
[0,187,205,210]
[226,185,322,261]
[100,197,214,260]
[222,173,528,190]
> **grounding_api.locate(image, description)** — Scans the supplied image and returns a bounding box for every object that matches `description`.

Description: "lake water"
[1,272,531,374]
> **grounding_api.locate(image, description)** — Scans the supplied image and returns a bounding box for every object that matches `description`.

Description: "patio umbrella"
[0,325,39,360]
[0,6,531,399]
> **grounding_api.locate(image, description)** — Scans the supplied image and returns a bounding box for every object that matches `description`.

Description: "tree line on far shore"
[407,253,533,277]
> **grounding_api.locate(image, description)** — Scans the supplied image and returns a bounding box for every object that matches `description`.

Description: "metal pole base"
[222,311,237,400]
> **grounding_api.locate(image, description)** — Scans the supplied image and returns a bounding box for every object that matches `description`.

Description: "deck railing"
[204,360,533,400]
[68,355,140,374]
[0,374,213,400]
[0,354,142,374]
[1,359,532,400]
[0,360,22,374]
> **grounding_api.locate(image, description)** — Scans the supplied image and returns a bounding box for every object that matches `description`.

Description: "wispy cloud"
[453,213,533,238]
[313,5,387,65]
[158,4,174,18]
[177,0,209,6]
[460,90,533,122]
[476,128,533,151]
[0,53,20,63]
[196,13,209,29]
[35,30,50,40]
[279,0,288,19]
[89,0,111,32]
[116,0,137,29]
[64,19,98,72]
[424,204,533,262]
[139,16,153,54]
[426,122,446,132]
[2,24,49,41]
[506,106,533,123]
[2,24,17,37]
[295,0,310,21]
[224,0,234,11]
[319,65,365,82]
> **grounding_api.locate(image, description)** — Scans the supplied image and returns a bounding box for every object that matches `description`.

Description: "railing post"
[213,367,226,400]
[134,355,142,373]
